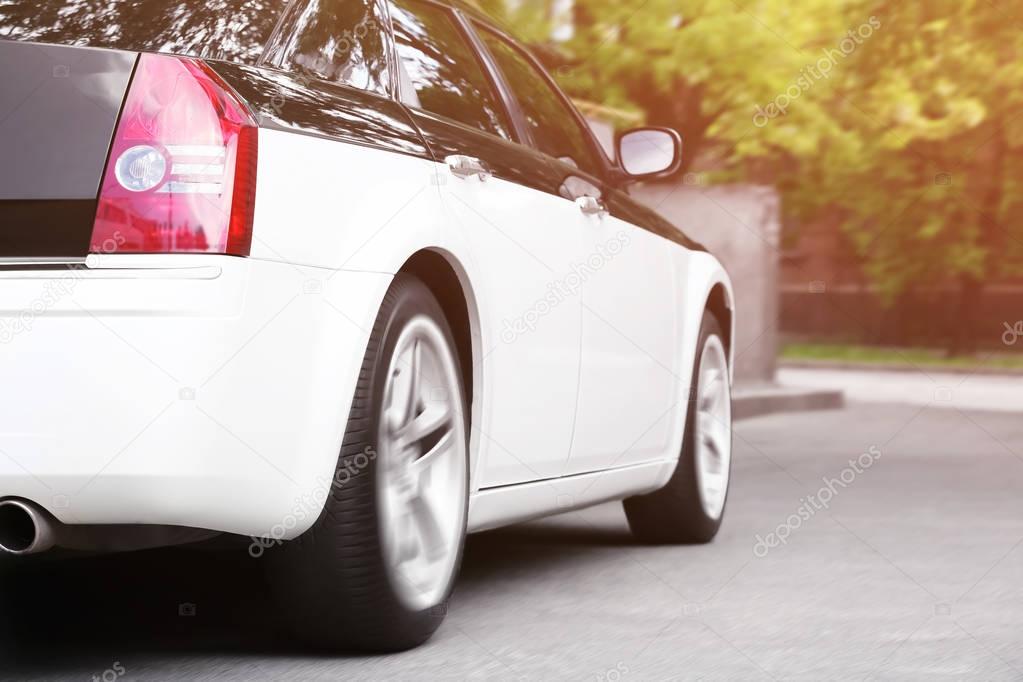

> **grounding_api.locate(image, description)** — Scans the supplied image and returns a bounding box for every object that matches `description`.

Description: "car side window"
[477,26,602,177]
[389,0,511,139]
[263,0,390,95]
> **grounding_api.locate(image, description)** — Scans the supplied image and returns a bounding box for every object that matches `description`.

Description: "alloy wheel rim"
[377,315,468,611]
[694,335,732,521]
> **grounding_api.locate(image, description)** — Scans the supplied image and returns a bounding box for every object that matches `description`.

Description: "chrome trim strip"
[171,163,225,176]
[0,266,223,280]
[165,144,226,158]
[0,260,86,270]
[157,181,223,194]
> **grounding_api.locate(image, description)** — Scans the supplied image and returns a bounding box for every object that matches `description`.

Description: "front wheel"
[624,312,732,544]
[268,274,469,651]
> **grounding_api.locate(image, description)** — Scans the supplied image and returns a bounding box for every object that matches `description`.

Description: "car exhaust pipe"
[0,499,221,555]
[0,499,57,555]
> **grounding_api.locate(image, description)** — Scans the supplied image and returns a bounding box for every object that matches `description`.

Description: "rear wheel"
[624,312,732,544]
[268,274,469,651]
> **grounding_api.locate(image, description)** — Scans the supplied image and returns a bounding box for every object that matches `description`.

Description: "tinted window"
[390,0,510,139]
[263,0,390,94]
[478,27,601,176]
[0,0,284,65]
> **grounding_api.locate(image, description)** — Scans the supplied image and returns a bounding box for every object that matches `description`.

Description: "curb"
[779,359,1023,377]
[733,384,845,421]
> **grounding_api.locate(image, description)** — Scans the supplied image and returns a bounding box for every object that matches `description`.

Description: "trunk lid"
[0,40,136,258]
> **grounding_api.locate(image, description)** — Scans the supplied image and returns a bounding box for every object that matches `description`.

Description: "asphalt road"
[2,402,1022,680]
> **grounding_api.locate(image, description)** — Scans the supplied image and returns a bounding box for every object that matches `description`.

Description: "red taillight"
[91,54,258,256]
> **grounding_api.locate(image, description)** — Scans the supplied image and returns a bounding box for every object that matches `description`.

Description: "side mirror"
[615,127,683,180]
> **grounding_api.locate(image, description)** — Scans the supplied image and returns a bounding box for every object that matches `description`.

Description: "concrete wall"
[631,183,781,384]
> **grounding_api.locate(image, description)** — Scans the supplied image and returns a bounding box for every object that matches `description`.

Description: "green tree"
[797,1,1023,352]
[489,0,861,172]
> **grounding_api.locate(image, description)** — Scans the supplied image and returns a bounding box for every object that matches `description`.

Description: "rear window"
[0,0,286,65]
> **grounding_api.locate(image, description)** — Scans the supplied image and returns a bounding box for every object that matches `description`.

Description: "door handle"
[575,195,608,218]
[445,155,491,181]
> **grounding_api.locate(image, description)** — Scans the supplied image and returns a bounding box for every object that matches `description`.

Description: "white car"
[0,0,735,650]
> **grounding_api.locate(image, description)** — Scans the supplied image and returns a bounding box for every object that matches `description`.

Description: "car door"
[471,25,681,476]
[388,0,587,487]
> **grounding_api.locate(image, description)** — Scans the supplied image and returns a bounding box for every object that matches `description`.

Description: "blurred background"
[482,0,1023,381]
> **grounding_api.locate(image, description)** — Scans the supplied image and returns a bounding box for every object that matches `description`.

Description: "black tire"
[624,312,731,544]
[267,274,469,652]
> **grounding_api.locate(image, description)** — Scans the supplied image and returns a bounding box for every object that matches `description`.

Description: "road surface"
[2,402,1022,680]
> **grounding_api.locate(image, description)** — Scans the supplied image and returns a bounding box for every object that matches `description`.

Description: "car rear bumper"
[0,255,392,540]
